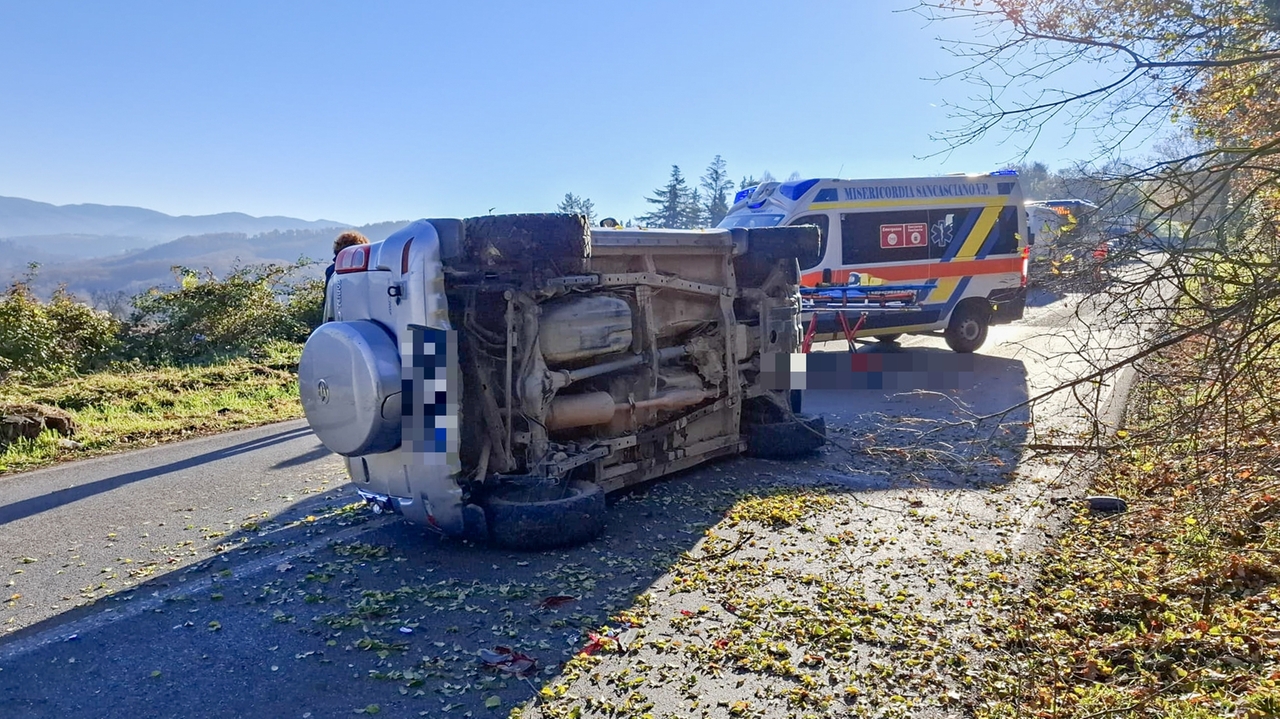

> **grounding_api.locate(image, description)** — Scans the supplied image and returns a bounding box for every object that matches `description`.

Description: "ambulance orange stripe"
[801,256,1023,286]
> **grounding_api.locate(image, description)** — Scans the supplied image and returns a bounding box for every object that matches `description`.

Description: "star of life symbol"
[930,219,954,248]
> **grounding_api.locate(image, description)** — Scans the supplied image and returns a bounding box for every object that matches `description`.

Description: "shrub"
[0,272,121,378]
[284,275,326,334]
[46,287,123,367]
[124,261,322,363]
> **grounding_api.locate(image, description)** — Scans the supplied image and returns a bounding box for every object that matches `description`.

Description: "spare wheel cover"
[299,320,402,456]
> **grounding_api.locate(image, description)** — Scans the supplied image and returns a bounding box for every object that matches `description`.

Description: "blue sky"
[0,1,1145,226]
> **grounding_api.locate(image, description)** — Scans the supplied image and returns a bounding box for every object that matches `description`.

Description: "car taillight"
[336,245,370,274]
[401,239,414,274]
[1020,246,1029,287]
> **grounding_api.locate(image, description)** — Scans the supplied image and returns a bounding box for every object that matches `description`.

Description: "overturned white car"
[298,214,825,548]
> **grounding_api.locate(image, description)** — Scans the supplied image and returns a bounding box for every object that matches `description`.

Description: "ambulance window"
[840,210,930,265]
[718,213,784,229]
[987,206,1020,255]
[788,214,828,270]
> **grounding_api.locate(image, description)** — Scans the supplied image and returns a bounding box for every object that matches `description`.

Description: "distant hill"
[0,233,157,258]
[10,221,410,302]
[0,238,74,271]
[0,195,348,258]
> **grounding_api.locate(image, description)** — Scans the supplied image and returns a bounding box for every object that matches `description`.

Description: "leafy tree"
[916,5,1280,712]
[556,193,596,223]
[1007,161,1070,200]
[638,166,695,229]
[700,155,735,226]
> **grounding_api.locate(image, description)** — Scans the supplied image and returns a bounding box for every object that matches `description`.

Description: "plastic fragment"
[1086,495,1128,513]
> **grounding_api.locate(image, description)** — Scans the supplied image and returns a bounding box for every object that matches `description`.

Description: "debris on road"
[479,646,538,676]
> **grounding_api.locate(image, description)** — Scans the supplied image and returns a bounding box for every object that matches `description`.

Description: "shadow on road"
[0,346,1033,719]
[270,442,334,470]
[1026,286,1063,308]
[0,426,315,526]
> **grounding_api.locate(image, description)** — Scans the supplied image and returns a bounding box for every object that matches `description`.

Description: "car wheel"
[944,303,989,353]
[480,478,605,550]
[744,414,826,459]
[462,213,591,274]
[788,389,803,414]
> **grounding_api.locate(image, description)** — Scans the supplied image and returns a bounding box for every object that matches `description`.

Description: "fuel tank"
[538,295,633,365]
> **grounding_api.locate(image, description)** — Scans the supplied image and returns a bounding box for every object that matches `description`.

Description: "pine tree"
[684,188,706,228]
[556,193,596,223]
[637,166,694,229]
[738,171,774,192]
[700,155,734,226]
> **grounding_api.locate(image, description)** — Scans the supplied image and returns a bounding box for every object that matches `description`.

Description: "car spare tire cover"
[299,320,402,456]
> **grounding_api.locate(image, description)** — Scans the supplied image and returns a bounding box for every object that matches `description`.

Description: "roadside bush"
[0,273,121,378]
[125,261,322,363]
[285,275,326,333]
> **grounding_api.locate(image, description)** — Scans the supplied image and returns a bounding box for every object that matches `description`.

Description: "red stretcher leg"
[850,312,868,336]
[802,312,819,354]
[836,312,868,352]
[836,312,855,352]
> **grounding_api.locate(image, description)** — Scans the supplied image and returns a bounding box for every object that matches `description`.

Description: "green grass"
[0,348,303,474]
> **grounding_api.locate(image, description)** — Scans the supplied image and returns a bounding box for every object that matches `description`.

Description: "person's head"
[333,230,370,258]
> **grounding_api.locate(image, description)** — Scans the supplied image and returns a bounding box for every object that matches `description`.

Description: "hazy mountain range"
[0,195,346,257]
[0,195,411,305]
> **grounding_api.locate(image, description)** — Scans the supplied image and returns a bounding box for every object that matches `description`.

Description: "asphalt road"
[0,285,1136,718]
[0,421,356,636]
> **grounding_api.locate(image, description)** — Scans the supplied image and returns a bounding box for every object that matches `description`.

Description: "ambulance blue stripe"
[975,209,1006,259]
[941,276,972,316]
[939,209,982,262]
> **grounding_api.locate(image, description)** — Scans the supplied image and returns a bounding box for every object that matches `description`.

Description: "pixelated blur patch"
[760,351,978,391]
[400,325,460,463]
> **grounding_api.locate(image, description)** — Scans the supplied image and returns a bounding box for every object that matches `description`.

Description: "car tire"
[944,303,989,354]
[480,478,605,550]
[462,213,591,273]
[744,414,826,459]
[743,225,822,265]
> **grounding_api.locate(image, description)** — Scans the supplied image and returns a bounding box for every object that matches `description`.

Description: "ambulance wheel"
[875,333,902,343]
[945,302,989,353]
[480,478,605,550]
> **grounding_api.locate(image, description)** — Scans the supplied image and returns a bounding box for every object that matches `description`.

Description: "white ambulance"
[717,171,1030,352]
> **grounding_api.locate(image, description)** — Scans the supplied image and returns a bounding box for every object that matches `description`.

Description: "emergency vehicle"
[717,171,1030,353]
